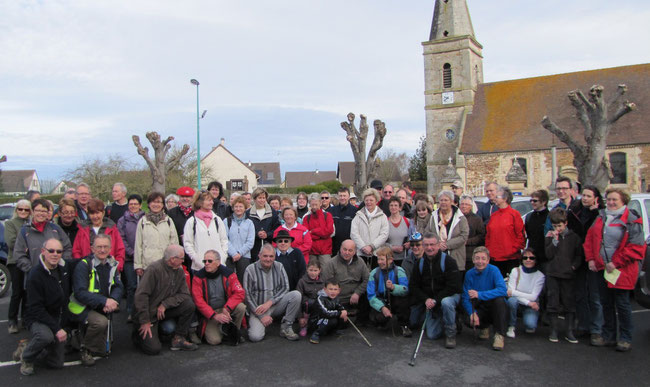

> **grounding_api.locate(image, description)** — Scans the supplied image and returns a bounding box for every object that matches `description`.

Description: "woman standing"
[118,194,145,321]
[4,200,31,333]
[296,192,309,219]
[56,198,81,246]
[386,197,410,265]
[350,188,389,268]
[72,198,125,271]
[459,195,485,271]
[225,196,255,283]
[409,201,432,236]
[183,190,228,272]
[246,188,280,261]
[428,190,469,272]
[583,188,645,352]
[134,192,178,275]
[273,207,312,262]
[208,181,229,219]
[485,186,526,278]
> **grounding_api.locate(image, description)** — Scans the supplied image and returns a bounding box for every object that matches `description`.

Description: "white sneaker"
[506,326,516,338]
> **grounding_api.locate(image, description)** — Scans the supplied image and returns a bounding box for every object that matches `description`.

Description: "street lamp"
[190,78,202,189]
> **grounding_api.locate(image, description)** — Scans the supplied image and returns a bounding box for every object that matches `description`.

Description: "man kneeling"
[192,250,246,345]
[69,235,123,365]
[462,246,508,351]
[367,247,411,336]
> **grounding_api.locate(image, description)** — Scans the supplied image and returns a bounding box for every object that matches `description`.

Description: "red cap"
[176,186,195,197]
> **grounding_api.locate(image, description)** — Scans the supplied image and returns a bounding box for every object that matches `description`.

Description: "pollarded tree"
[340,113,387,196]
[541,84,636,192]
[132,132,190,193]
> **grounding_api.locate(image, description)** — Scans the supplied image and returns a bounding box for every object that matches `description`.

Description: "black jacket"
[168,206,194,244]
[328,203,358,254]
[276,248,306,291]
[464,212,485,263]
[309,294,344,326]
[245,206,280,261]
[545,229,583,279]
[212,200,229,220]
[568,201,600,241]
[410,251,462,307]
[24,257,72,333]
[57,217,81,247]
[525,208,549,262]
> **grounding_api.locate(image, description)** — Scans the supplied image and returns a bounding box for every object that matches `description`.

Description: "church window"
[443,63,452,88]
[516,157,527,175]
[609,152,627,184]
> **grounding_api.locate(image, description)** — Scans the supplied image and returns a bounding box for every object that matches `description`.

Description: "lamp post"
[190,78,201,189]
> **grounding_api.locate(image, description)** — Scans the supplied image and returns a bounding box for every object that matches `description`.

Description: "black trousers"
[133,298,195,355]
[368,295,410,326]
[493,260,519,278]
[309,316,345,337]
[465,297,507,336]
[342,294,370,323]
[8,264,26,323]
[546,276,576,314]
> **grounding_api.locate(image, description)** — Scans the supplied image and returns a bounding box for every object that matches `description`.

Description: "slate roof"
[285,171,337,188]
[251,162,281,185]
[0,170,36,193]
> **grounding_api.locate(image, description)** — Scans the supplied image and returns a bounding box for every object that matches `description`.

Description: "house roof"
[202,144,259,178]
[250,162,281,185]
[337,162,355,185]
[285,171,337,188]
[1,170,36,193]
[460,63,650,155]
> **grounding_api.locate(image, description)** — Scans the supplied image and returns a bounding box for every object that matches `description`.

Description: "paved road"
[0,294,649,386]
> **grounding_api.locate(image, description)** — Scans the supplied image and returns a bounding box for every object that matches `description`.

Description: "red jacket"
[302,209,334,256]
[72,220,125,271]
[192,266,245,337]
[485,205,525,261]
[583,207,646,290]
[273,223,312,263]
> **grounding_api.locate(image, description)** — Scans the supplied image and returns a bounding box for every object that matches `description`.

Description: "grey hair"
[437,190,455,202]
[308,193,321,202]
[163,244,185,262]
[113,182,127,194]
[459,194,475,205]
[92,233,112,247]
[204,249,221,260]
[76,182,90,192]
[259,243,275,256]
[497,185,514,204]
[472,246,491,260]
[422,232,438,243]
[165,194,179,203]
[13,199,32,219]
[42,238,63,249]
[230,192,241,199]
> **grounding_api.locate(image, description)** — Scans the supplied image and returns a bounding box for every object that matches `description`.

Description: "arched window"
[609,152,627,184]
[443,63,452,88]
[516,157,528,187]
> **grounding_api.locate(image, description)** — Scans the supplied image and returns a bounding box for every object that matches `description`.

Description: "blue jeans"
[599,277,633,343]
[506,297,539,330]
[575,265,604,334]
[409,294,460,339]
[122,261,138,316]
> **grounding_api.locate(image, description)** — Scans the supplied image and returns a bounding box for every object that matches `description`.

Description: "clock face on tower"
[445,129,456,141]
[442,91,454,105]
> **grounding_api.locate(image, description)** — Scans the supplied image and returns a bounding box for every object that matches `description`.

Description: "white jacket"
[134,216,179,270]
[507,266,545,306]
[350,207,389,257]
[183,212,229,271]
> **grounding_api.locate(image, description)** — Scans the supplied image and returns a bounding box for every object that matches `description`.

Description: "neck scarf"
[179,204,193,217]
[146,211,166,225]
[33,221,47,233]
[195,210,213,227]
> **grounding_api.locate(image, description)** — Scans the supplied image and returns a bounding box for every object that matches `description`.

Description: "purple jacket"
[118,211,144,260]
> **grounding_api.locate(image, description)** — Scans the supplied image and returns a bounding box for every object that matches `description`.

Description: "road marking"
[632,309,650,314]
[0,358,101,368]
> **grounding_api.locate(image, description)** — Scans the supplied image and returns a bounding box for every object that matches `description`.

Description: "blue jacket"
[71,255,124,322]
[367,264,408,312]
[477,201,497,223]
[226,215,255,259]
[461,264,507,314]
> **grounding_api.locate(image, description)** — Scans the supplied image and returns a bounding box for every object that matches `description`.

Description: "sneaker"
[8,322,19,334]
[506,326,516,338]
[401,326,412,338]
[299,327,308,337]
[525,328,535,334]
[171,335,199,351]
[80,349,96,366]
[492,333,504,351]
[549,331,559,343]
[445,336,456,349]
[309,332,320,344]
[279,326,299,341]
[590,334,605,347]
[20,360,34,376]
[616,341,632,352]
[189,330,202,345]
[565,331,578,344]
[13,339,28,362]
[479,328,490,340]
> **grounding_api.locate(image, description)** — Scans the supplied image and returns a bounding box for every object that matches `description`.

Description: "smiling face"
[149,197,164,214]
[459,199,472,216]
[530,196,545,211]
[254,193,267,209]
[91,237,112,260]
[410,240,423,257]
[389,200,401,215]
[59,204,76,225]
[276,237,292,253]
[283,209,296,227]
[179,195,193,208]
[556,181,571,201]
[338,191,349,206]
[259,247,275,270]
[128,199,142,214]
[16,204,32,220]
[233,202,245,217]
[307,265,320,280]
[364,195,377,211]
[297,195,307,208]
[209,186,220,199]
[485,183,497,201]
[522,251,537,269]
[423,237,440,257]
[473,252,489,271]
[339,240,356,261]
[438,195,452,212]
[382,185,394,201]
[32,204,49,223]
[269,199,280,211]
[89,211,103,227]
[377,254,392,270]
[41,239,63,269]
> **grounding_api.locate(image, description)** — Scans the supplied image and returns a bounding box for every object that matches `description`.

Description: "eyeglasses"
[411,242,422,246]
[277,239,291,244]
[94,245,111,250]
[529,199,539,203]
[45,248,63,254]
[556,187,570,191]
[17,208,30,212]
[60,211,76,216]
[202,259,215,264]
[34,209,49,214]
[321,197,329,200]
[383,191,393,194]
[522,256,536,261]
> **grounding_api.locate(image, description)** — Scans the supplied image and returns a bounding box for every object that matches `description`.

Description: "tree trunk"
[341,113,387,195]
[132,132,190,193]
[541,84,635,193]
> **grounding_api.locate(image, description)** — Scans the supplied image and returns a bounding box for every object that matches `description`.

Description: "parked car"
[474,196,543,217]
[0,203,15,225]
[0,222,11,298]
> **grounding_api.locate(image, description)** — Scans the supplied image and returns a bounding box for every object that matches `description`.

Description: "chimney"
[220,138,225,146]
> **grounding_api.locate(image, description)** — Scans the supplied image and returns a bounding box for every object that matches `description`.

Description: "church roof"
[429,0,475,41]
[460,63,650,155]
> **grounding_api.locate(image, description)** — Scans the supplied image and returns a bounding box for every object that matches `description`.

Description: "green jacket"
[4,217,29,265]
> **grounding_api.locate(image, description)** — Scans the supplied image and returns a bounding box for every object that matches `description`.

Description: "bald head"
[339,239,356,261]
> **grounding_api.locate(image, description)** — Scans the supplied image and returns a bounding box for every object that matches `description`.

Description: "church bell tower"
[423,0,483,193]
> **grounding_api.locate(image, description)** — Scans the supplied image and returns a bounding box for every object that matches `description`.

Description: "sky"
[1,0,649,183]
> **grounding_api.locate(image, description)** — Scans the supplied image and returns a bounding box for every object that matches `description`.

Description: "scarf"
[416,213,431,233]
[605,205,626,227]
[521,265,538,274]
[438,209,452,242]
[194,209,213,227]
[33,221,47,233]
[205,265,222,279]
[179,204,193,217]
[146,211,166,225]
[233,213,245,226]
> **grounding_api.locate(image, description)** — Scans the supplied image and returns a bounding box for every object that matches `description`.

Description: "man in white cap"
[451,180,464,199]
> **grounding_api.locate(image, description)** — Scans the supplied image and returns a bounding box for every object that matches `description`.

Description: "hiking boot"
[549,315,559,343]
[20,360,34,376]
[590,334,605,347]
[279,325,299,341]
[445,336,456,349]
[401,326,412,338]
[171,335,198,351]
[506,326,515,338]
[478,328,490,340]
[189,330,202,345]
[8,322,19,334]
[299,327,308,337]
[565,314,578,344]
[80,349,96,366]
[309,332,320,344]
[492,333,504,351]
[565,331,578,344]
[13,339,28,362]
[616,341,632,352]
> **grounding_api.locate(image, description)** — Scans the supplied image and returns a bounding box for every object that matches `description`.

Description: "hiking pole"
[348,319,372,347]
[106,313,113,355]
[409,313,429,366]
[471,299,477,343]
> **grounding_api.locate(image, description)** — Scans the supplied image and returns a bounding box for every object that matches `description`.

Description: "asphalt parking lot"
[0,294,649,386]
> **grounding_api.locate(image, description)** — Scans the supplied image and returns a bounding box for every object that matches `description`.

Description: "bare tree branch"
[541,116,585,159]
[609,101,637,124]
[567,91,592,141]
[609,84,628,107]
[132,135,156,172]
[165,144,190,173]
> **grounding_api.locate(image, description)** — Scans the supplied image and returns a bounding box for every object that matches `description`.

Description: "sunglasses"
[202,259,215,264]
[277,239,291,243]
[411,242,422,246]
[529,199,539,203]
[45,248,63,254]
[17,208,30,212]
[321,197,329,200]
[522,256,536,261]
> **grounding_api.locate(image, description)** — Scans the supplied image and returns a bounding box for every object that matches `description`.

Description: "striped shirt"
[243,261,289,312]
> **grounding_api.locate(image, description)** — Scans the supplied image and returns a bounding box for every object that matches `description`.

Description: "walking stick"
[348,319,372,347]
[106,313,113,355]
[409,312,429,366]
[471,299,478,343]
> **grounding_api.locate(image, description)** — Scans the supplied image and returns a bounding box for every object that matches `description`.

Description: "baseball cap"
[451,180,464,189]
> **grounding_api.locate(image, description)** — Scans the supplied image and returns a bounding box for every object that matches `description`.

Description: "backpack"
[418,252,447,274]
[192,215,221,239]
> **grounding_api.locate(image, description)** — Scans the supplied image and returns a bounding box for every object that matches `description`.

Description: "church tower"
[423,0,483,193]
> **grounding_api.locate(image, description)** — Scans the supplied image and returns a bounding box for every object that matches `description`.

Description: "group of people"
[3,176,647,376]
